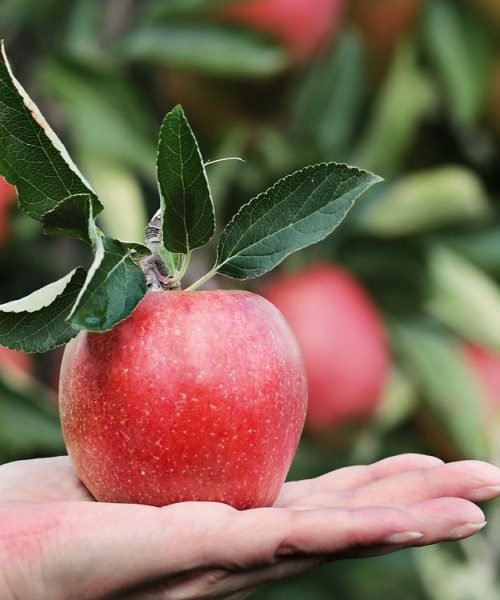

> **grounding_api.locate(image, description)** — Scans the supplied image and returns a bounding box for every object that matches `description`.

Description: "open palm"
[1,454,499,600]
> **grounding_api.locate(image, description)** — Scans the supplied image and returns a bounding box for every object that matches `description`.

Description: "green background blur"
[1,0,500,597]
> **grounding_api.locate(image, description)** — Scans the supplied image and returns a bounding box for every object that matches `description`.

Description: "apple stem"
[185,267,218,292]
[142,209,179,291]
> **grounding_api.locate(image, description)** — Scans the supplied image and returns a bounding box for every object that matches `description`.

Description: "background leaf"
[158,105,215,254]
[215,163,381,279]
[118,22,287,77]
[357,167,489,237]
[0,267,86,352]
[425,246,500,351]
[393,320,489,460]
[0,377,64,460]
[423,0,492,125]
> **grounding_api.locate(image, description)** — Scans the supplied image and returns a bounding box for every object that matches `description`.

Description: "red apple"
[0,177,17,245]
[59,290,307,509]
[462,344,500,415]
[261,264,390,431]
[217,0,344,63]
[0,346,33,384]
[350,0,422,77]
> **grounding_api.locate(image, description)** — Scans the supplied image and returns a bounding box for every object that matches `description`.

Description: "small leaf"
[69,235,147,332]
[215,163,381,280]
[158,105,215,254]
[118,23,287,77]
[0,41,101,232]
[159,247,182,276]
[0,268,87,352]
[42,193,95,244]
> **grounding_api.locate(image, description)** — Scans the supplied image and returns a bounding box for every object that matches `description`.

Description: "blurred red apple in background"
[0,177,17,246]
[218,0,344,63]
[350,0,422,78]
[60,290,307,509]
[471,0,500,26]
[0,346,33,382]
[261,264,390,431]
[462,344,500,415]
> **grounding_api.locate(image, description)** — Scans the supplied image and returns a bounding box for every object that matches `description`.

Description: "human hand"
[1,454,499,600]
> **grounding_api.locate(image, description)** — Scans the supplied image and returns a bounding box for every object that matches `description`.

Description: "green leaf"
[425,246,500,351]
[355,43,436,177]
[118,23,288,77]
[143,0,233,19]
[39,59,157,177]
[69,235,147,332]
[0,41,101,232]
[80,156,148,244]
[158,105,215,254]
[393,320,489,460]
[423,0,492,125]
[292,30,368,158]
[42,193,95,244]
[0,268,87,352]
[0,377,64,461]
[215,163,381,280]
[357,166,490,237]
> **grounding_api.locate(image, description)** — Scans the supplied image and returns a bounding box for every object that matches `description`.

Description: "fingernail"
[449,521,487,539]
[384,531,424,544]
[469,486,500,502]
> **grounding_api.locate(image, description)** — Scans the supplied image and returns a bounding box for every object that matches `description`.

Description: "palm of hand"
[1,454,499,600]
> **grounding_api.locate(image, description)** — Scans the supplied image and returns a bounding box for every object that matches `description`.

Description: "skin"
[262,264,390,430]
[1,454,500,599]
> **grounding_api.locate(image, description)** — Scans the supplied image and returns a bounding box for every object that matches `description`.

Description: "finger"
[300,460,500,509]
[117,561,319,600]
[0,457,93,503]
[13,496,484,599]
[277,454,444,507]
[9,501,422,598]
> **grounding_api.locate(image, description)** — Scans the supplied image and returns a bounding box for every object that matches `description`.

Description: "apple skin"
[59,290,307,509]
[218,0,344,63]
[0,177,17,245]
[261,264,390,431]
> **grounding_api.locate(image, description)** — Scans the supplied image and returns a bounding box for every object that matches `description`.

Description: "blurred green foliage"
[1,0,500,597]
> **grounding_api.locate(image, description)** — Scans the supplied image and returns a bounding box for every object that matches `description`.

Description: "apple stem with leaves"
[142,209,179,291]
[0,40,382,352]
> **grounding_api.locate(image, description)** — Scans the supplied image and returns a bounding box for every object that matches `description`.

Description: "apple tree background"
[1,0,500,597]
